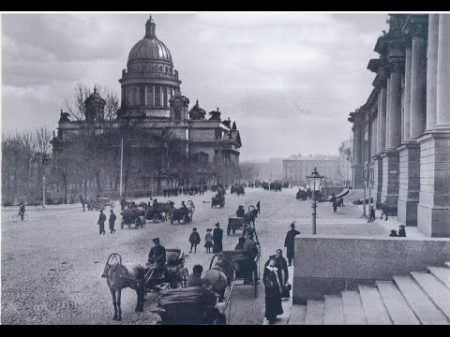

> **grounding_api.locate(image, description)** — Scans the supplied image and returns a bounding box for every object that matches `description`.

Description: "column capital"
[387,57,405,73]
[403,14,429,40]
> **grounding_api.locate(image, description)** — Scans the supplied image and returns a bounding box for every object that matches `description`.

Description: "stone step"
[288,304,307,325]
[445,262,450,268]
[323,295,344,325]
[304,300,324,325]
[341,290,367,325]
[358,284,392,325]
[376,280,420,325]
[410,271,450,320]
[393,275,448,324]
[427,266,450,289]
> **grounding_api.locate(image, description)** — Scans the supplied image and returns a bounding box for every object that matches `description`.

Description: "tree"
[64,83,119,121]
[239,162,260,182]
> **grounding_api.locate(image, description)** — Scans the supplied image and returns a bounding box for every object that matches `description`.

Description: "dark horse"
[103,253,146,321]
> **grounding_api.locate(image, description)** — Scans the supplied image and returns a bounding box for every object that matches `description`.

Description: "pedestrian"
[330,193,337,213]
[263,255,283,324]
[109,209,116,234]
[97,209,106,235]
[368,206,376,222]
[148,237,166,278]
[213,222,223,253]
[274,249,290,298]
[398,225,406,237]
[187,264,205,287]
[284,222,300,266]
[381,204,389,221]
[189,227,201,253]
[18,202,26,221]
[204,228,213,253]
[389,229,398,237]
[256,201,261,214]
[79,194,85,212]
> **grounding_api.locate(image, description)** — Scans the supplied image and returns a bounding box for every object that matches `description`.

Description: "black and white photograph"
[1,11,450,325]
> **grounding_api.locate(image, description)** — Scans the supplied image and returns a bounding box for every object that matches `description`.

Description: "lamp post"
[306,167,324,235]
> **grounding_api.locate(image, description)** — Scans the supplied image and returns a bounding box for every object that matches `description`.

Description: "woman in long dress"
[263,255,283,324]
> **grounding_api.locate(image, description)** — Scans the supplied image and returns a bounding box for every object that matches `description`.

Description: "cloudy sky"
[2,12,388,161]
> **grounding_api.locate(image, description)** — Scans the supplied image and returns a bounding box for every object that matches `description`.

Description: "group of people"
[330,193,344,213]
[97,209,117,235]
[187,222,225,254]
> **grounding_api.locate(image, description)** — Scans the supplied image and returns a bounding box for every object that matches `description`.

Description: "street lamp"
[306,167,324,235]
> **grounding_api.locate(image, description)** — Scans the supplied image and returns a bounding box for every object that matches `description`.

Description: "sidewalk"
[355,204,426,239]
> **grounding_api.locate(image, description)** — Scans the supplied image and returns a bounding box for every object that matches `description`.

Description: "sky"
[1,12,388,161]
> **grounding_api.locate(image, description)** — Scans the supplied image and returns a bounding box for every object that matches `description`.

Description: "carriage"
[88,197,114,211]
[211,193,225,208]
[227,205,257,236]
[230,184,245,196]
[150,287,227,325]
[209,246,260,299]
[120,207,146,229]
[270,181,282,191]
[144,249,189,290]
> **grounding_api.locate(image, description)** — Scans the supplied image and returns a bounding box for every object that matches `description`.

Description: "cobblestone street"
[1,188,389,324]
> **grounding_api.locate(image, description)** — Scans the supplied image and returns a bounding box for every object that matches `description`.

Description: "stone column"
[436,14,450,128]
[377,87,387,153]
[388,63,402,149]
[385,78,391,148]
[403,45,412,141]
[352,116,363,189]
[418,14,450,237]
[426,14,439,131]
[410,32,427,138]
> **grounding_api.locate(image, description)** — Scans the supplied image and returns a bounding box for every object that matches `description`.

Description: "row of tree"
[2,128,52,205]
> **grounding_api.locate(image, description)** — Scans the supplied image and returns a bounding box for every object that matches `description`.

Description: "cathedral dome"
[128,16,173,64]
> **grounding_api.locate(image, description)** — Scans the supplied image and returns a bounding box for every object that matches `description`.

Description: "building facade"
[283,155,341,186]
[348,14,450,237]
[50,16,242,200]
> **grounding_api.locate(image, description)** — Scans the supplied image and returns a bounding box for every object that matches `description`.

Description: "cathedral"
[50,16,242,200]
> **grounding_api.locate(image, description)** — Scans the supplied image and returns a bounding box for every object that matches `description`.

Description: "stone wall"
[293,234,450,304]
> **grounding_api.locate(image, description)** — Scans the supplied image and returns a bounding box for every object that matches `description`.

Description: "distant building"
[283,155,340,186]
[50,16,242,201]
[250,158,284,181]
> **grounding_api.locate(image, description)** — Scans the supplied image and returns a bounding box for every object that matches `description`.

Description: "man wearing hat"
[284,222,300,266]
[148,237,166,278]
[236,205,245,218]
[398,225,406,237]
[213,223,223,253]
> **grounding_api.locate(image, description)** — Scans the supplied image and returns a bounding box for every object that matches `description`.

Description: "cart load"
[152,286,226,325]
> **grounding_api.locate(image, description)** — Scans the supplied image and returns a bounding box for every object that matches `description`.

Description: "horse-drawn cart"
[150,287,227,325]
[88,197,114,210]
[120,207,146,229]
[209,247,260,299]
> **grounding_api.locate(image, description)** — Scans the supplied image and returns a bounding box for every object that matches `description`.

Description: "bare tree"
[64,83,120,121]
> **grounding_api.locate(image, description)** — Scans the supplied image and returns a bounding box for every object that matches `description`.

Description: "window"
[155,86,161,106]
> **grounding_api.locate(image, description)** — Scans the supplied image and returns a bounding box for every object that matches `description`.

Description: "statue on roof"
[209,107,221,121]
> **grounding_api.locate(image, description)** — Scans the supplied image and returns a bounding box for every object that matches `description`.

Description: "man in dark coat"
[398,225,407,237]
[148,238,166,278]
[236,205,245,218]
[213,222,223,253]
[330,193,337,213]
[256,201,261,214]
[109,209,116,234]
[243,234,259,283]
[97,210,106,235]
[275,249,290,298]
[263,256,283,324]
[284,222,300,266]
[189,227,201,253]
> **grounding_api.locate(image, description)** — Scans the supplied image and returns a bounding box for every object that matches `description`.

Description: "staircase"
[288,262,450,325]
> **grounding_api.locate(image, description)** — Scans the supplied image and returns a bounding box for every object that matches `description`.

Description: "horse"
[243,206,258,226]
[103,253,146,321]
